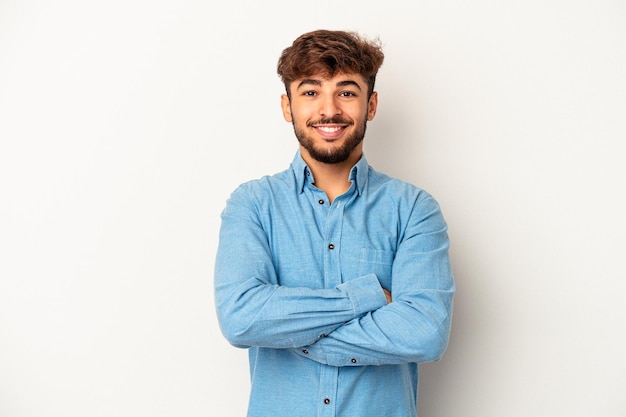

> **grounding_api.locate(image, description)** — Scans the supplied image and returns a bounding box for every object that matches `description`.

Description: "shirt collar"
[291,150,369,196]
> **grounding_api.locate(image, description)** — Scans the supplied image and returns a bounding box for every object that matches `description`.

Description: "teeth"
[318,126,341,133]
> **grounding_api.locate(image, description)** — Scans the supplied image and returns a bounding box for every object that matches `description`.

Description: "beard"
[293,116,368,164]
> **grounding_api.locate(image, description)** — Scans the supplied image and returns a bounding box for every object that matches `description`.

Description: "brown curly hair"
[277,29,384,99]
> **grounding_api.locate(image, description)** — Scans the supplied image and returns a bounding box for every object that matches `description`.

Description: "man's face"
[281,73,378,165]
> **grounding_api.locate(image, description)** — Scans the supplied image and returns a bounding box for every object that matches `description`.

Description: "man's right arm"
[214,185,387,350]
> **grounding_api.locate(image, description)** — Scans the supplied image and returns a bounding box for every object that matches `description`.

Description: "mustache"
[306,116,353,127]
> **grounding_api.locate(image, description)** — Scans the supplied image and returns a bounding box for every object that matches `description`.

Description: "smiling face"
[281,73,378,165]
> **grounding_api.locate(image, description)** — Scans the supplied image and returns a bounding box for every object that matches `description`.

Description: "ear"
[281,94,292,122]
[367,91,378,121]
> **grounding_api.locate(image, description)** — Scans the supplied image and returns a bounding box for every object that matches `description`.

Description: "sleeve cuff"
[337,273,387,315]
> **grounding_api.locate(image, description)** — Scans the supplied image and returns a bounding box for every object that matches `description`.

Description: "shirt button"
[324,398,330,405]
[319,334,327,338]
[351,358,357,364]
[302,349,309,354]
[328,243,335,250]
[318,199,324,204]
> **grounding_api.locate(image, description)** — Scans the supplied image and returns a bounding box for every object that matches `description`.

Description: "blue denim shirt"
[215,151,454,417]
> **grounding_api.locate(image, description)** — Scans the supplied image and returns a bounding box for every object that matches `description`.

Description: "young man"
[214,29,455,417]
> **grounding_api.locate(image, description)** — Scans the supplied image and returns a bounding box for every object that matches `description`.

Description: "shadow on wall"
[417,243,494,415]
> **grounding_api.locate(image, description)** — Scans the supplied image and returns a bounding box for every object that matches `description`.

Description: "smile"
[312,124,347,140]
[317,126,343,133]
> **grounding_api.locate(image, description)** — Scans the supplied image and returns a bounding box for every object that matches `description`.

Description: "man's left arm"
[293,194,455,367]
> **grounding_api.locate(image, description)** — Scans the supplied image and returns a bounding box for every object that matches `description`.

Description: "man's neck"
[300,148,361,204]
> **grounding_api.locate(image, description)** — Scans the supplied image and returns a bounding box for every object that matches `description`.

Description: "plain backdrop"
[1,1,625,416]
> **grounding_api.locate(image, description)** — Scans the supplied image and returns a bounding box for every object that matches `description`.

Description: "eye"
[302,90,317,96]
[339,91,357,97]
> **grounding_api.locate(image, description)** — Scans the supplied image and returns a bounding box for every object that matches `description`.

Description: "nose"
[319,95,341,117]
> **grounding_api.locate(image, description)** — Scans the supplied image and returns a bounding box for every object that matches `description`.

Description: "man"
[214,29,455,417]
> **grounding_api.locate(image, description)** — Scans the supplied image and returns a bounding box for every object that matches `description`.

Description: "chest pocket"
[358,248,395,290]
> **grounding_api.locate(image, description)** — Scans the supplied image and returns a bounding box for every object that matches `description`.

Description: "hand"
[383,288,392,304]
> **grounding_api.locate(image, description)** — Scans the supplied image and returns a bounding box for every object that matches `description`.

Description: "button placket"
[318,364,338,417]
[322,194,344,291]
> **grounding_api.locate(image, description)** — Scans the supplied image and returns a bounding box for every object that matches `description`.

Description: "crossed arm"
[214,187,454,366]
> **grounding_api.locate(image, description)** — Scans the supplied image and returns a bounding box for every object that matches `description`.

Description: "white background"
[1,1,625,416]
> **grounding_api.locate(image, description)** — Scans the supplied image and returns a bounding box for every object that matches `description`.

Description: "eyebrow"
[295,79,363,91]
